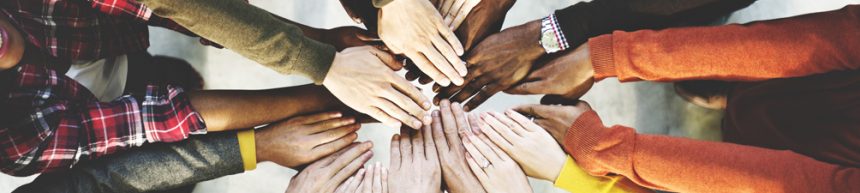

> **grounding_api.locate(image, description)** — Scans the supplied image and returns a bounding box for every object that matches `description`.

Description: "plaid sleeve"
[0,63,207,176]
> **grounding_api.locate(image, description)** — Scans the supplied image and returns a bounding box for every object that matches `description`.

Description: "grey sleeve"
[13,131,245,193]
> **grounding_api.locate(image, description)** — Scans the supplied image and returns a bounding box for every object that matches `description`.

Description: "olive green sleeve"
[373,0,393,8]
[138,0,336,84]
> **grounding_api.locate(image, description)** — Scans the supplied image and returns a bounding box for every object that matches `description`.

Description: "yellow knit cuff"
[237,129,257,171]
[554,156,625,193]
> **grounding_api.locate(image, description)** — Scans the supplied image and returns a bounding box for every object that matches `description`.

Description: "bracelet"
[539,14,570,54]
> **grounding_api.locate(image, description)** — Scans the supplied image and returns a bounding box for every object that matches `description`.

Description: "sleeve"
[561,110,860,193]
[588,5,860,82]
[553,0,756,48]
[135,0,337,83]
[554,156,654,193]
[0,64,207,176]
[11,131,244,193]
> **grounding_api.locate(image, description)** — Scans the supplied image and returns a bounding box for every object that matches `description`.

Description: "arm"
[136,0,336,83]
[589,5,860,82]
[12,131,244,193]
[565,110,860,193]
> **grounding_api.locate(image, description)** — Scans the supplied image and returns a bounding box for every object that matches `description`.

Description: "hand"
[388,127,442,193]
[404,0,516,85]
[507,44,595,99]
[437,0,482,30]
[462,115,533,193]
[335,162,388,193]
[322,27,388,54]
[284,142,375,193]
[256,111,361,168]
[323,46,432,129]
[378,0,466,86]
[512,102,592,143]
[434,20,545,111]
[475,111,566,181]
[430,100,486,193]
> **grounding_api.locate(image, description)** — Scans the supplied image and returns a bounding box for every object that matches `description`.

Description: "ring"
[529,117,535,121]
[480,162,490,168]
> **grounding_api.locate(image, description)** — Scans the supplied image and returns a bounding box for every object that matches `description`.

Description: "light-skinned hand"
[433,20,545,110]
[507,44,595,100]
[284,142,374,193]
[431,100,486,193]
[462,115,533,193]
[323,46,432,129]
[379,0,466,86]
[388,126,442,193]
[335,162,388,193]
[476,111,566,181]
[512,102,592,143]
[438,0,482,30]
[255,111,361,168]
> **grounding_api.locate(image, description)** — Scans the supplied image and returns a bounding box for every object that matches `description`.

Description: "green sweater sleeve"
[373,0,393,8]
[137,0,336,84]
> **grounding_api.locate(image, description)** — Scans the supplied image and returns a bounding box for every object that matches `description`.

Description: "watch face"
[541,30,560,52]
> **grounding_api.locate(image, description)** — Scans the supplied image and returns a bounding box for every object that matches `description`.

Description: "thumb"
[356,32,381,42]
[512,104,551,119]
[369,47,404,71]
[506,80,550,95]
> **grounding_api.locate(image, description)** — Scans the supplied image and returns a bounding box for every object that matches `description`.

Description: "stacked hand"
[474,110,566,181]
[388,126,442,193]
[508,44,596,101]
[323,46,432,129]
[284,142,374,193]
[462,114,534,193]
[256,112,361,168]
[431,100,486,193]
[335,162,388,193]
[514,102,594,143]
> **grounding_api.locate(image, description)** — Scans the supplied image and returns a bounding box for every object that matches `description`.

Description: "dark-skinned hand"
[507,44,595,99]
[256,111,361,168]
[511,101,592,143]
[433,20,545,111]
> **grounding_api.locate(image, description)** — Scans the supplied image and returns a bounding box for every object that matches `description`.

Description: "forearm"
[13,132,243,193]
[189,84,343,132]
[137,0,336,83]
[564,111,860,193]
[588,5,860,82]
[554,0,755,47]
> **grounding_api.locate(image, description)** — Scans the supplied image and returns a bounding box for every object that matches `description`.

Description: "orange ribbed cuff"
[588,35,617,80]
[562,110,607,162]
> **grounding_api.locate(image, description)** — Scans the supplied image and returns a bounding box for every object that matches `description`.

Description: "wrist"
[519,20,546,59]
[254,130,268,163]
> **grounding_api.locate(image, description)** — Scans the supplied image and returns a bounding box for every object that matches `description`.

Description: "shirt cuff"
[142,85,207,143]
[589,35,617,81]
[554,155,619,193]
[237,129,257,171]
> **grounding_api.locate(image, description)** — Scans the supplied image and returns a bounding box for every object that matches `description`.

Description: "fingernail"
[432,110,441,117]
[363,141,374,148]
[452,77,464,86]
[390,122,402,128]
[439,79,451,87]
[463,106,470,112]
[376,162,381,168]
[423,101,432,109]
[393,134,400,140]
[333,112,343,118]
[358,168,366,175]
[424,115,433,123]
[413,120,423,128]
[345,119,356,125]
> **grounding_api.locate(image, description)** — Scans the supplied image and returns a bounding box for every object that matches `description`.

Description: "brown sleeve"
[562,111,860,193]
[589,5,860,82]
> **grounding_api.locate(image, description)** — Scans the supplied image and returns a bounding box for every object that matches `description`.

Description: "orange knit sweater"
[565,5,860,193]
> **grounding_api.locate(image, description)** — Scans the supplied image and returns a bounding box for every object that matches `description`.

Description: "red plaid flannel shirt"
[0,0,203,64]
[0,63,207,176]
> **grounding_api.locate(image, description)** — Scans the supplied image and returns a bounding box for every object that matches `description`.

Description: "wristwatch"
[539,14,570,54]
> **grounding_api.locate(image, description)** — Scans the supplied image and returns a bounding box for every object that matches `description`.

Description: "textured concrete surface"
[1,0,858,192]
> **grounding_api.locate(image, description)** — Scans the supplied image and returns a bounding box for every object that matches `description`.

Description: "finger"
[446,0,465,30]
[433,70,481,104]
[374,98,423,129]
[461,131,491,167]
[430,110,449,152]
[408,52,451,86]
[336,176,355,193]
[330,141,374,173]
[422,48,464,86]
[372,162,383,193]
[465,127,502,164]
[464,84,502,111]
[293,111,344,125]
[505,109,541,132]
[436,13,465,57]
[440,0,456,18]
[488,111,527,136]
[507,79,554,95]
[399,127,414,162]
[309,117,357,134]
[389,135,401,168]
[439,100,461,148]
[366,107,402,129]
[370,46,405,72]
[450,76,495,108]
[332,150,374,191]
[422,122,439,161]
[381,167,388,193]
[474,115,514,151]
[360,165,374,193]
[512,104,551,118]
[388,71,432,111]
[381,87,428,126]
[412,124,426,159]
[451,102,471,147]
[313,132,360,156]
[465,153,489,182]
[476,131,512,162]
[430,35,467,78]
[311,123,360,144]
[449,0,480,30]
[350,168,367,193]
